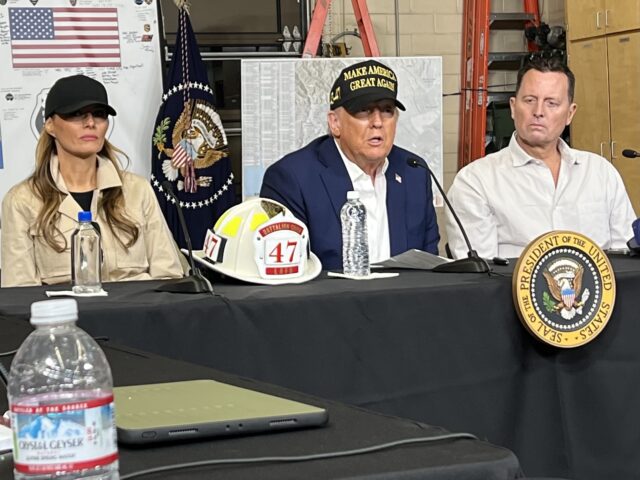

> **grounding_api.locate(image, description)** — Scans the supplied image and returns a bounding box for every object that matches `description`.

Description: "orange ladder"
[458,0,540,168]
[302,0,380,58]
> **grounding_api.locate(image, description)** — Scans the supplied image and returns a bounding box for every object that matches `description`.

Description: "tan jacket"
[1,156,184,287]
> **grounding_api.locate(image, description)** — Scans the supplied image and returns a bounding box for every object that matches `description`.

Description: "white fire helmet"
[195,198,322,284]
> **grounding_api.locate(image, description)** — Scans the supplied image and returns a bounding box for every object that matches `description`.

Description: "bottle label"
[11,395,118,474]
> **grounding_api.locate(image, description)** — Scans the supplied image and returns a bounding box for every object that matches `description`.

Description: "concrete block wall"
[321,0,564,253]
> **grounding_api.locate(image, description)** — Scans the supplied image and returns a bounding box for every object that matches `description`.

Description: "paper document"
[371,249,453,270]
[46,289,108,298]
[327,272,400,280]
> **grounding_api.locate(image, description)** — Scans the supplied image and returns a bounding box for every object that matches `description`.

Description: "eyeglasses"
[58,108,109,123]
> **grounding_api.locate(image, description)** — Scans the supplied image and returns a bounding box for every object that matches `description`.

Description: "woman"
[1,74,184,287]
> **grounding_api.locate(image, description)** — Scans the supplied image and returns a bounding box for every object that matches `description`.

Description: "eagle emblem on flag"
[153,98,228,193]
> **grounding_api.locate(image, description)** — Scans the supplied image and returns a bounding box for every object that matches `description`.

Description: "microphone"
[156,181,214,294]
[407,158,490,273]
[622,149,640,158]
[628,218,640,255]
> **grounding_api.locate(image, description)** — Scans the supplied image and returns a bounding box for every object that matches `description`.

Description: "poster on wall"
[0,0,163,209]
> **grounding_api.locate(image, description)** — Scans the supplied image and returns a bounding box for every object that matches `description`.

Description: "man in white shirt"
[446,56,635,259]
[260,59,439,270]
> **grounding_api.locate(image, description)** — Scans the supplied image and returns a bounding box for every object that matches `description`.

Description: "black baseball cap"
[45,74,117,119]
[329,59,406,113]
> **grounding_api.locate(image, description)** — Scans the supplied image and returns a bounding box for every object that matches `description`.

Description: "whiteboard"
[0,0,163,208]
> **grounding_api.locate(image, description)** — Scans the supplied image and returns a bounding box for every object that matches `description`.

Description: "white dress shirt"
[446,134,636,259]
[335,140,391,263]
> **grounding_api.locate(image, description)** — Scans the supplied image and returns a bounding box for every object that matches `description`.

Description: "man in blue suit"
[260,60,440,270]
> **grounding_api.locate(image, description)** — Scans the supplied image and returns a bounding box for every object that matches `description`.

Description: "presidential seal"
[512,231,615,348]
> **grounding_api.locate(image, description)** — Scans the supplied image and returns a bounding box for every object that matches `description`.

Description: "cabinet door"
[608,32,640,212]
[604,0,640,35]
[568,38,610,159]
[566,0,606,40]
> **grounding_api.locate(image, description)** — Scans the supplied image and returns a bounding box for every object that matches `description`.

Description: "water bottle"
[340,191,370,277]
[7,299,119,479]
[71,211,102,294]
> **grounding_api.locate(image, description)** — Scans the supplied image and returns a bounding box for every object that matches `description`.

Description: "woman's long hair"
[30,130,140,252]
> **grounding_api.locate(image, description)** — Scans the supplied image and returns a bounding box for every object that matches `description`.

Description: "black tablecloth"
[0,316,521,480]
[2,256,640,478]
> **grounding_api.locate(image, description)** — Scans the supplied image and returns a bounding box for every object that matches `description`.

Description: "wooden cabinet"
[566,0,640,40]
[568,29,640,213]
[568,38,610,158]
[566,0,606,40]
[605,0,640,35]
[608,31,640,207]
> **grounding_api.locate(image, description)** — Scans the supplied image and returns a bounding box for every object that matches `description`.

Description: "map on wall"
[241,56,443,205]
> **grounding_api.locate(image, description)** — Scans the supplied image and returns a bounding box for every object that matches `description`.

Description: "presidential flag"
[151,7,235,250]
[8,7,121,69]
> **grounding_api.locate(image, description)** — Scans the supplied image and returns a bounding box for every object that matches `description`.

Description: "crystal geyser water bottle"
[71,211,102,294]
[340,190,370,277]
[8,299,119,479]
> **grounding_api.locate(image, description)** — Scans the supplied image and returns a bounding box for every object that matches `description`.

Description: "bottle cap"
[347,191,360,200]
[30,299,78,326]
[78,211,92,222]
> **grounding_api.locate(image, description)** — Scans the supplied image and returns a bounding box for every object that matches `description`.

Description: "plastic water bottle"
[7,299,119,479]
[71,211,102,294]
[341,191,370,277]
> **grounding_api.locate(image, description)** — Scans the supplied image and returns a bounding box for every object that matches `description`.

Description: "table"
[0,316,522,479]
[2,256,640,478]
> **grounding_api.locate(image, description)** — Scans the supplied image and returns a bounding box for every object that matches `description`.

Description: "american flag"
[9,7,120,69]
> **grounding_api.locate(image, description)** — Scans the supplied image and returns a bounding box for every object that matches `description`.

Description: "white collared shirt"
[335,139,391,263]
[446,134,636,259]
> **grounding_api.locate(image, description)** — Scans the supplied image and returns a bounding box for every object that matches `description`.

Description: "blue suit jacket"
[260,136,440,270]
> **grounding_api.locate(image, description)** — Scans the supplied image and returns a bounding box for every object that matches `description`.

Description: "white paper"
[46,289,108,298]
[327,271,399,280]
